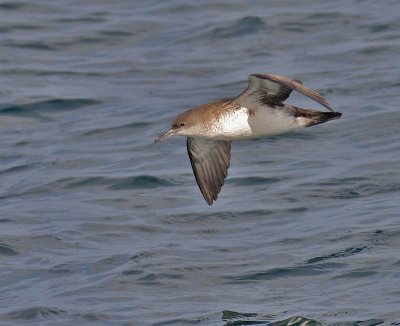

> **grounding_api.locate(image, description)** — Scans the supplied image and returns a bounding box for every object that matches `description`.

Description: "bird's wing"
[234,73,334,112]
[187,137,231,205]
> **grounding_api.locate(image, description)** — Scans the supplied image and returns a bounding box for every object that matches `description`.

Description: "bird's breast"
[209,107,253,140]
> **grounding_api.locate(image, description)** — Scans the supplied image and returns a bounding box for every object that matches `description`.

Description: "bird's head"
[154,110,199,143]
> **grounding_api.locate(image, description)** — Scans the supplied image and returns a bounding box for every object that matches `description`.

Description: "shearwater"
[154,74,341,205]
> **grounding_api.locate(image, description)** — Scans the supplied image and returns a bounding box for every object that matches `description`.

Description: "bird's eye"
[180,122,185,127]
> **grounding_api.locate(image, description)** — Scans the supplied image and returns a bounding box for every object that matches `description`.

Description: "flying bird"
[154,74,341,205]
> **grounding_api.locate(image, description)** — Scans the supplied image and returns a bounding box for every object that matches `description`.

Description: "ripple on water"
[210,16,265,39]
[220,313,384,326]
[26,175,176,196]
[221,314,314,326]
[306,246,370,264]
[225,262,346,283]
[227,176,281,186]
[0,307,67,322]
[298,171,400,202]
[0,98,100,114]
[82,122,152,138]
[0,243,19,256]
[0,2,27,10]
[0,307,110,324]
[0,164,34,176]
[0,98,100,122]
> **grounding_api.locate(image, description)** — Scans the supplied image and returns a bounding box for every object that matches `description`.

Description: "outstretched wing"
[187,137,231,205]
[234,73,334,112]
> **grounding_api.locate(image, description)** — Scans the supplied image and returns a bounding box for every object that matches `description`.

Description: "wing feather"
[234,73,334,112]
[187,138,231,205]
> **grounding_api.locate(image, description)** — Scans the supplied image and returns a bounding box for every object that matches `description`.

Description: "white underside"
[210,106,302,140]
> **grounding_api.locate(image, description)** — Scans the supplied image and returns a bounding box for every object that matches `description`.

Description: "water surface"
[1,1,400,325]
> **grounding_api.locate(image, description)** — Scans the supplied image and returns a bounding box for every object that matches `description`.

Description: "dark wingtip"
[204,193,216,206]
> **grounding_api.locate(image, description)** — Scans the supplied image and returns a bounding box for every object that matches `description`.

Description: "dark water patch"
[130,251,152,262]
[134,271,185,284]
[370,229,400,247]
[164,210,268,225]
[222,311,259,320]
[166,207,308,224]
[137,273,162,285]
[109,175,175,190]
[47,261,87,275]
[77,36,105,44]
[317,177,370,186]
[55,16,105,23]
[89,254,132,274]
[170,207,308,222]
[48,267,72,275]
[304,175,400,200]
[0,2,55,13]
[318,319,384,326]
[0,99,100,116]
[333,182,400,199]
[0,164,32,176]
[211,16,265,39]
[121,269,143,276]
[52,158,105,170]
[82,122,152,137]
[0,68,104,77]
[281,22,309,33]
[0,105,52,121]
[29,98,100,112]
[228,176,281,186]
[307,12,349,20]
[1,307,66,321]
[226,262,344,283]
[307,12,361,23]
[358,45,393,55]
[281,12,362,32]
[52,176,108,190]
[369,24,391,33]
[268,316,321,326]
[0,2,26,10]
[153,317,211,326]
[99,30,133,37]
[333,269,378,279]
[82,222,164,235]
[4,41,56,51]
[273,131,315,140]
[145,3,196,15]
[221,314,321,326]
[0,24,45,32]
[307,246,369,264]
[0,307,111,323]
[0,243,18,256]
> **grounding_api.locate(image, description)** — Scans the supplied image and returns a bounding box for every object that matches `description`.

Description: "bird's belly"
[248,108,300,137]
[211,107,299,140]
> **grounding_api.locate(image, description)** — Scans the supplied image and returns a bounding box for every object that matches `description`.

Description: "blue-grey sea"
[1,1,400,325]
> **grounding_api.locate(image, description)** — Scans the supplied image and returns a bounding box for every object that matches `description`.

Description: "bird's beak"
[154,128,176,143]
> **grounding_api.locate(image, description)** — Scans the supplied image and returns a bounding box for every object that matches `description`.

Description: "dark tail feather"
[291,107,342,127]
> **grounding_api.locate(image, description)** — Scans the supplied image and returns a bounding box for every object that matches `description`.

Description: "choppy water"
[1,1,400,325]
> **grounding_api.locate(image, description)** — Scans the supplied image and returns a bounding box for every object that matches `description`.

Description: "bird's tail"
[289,106,342,127]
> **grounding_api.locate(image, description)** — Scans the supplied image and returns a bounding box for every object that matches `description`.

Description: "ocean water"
[1,1,400,325]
